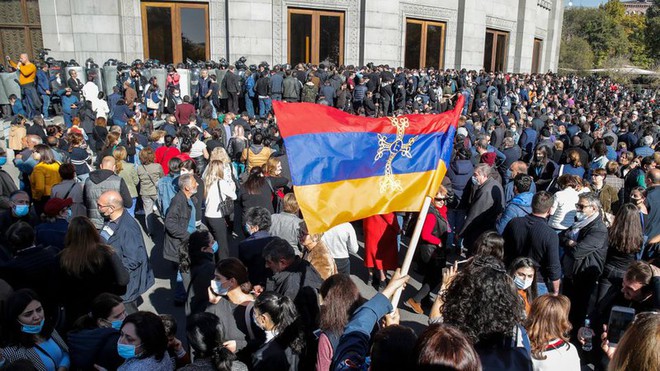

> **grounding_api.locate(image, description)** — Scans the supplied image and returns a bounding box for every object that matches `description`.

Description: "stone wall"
[38,0,563,72]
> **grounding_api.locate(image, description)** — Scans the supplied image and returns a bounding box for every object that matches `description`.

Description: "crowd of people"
[0,51,659,371]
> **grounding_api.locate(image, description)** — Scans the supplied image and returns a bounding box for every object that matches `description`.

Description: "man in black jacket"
[163,174,198,305]
[459,163,504,252]
[560,192,608,334]
[98,190,154,313]
[255,71,271,119]
[238,207,274,290]
[262,236,323,354]
[503,191,561,295]
[222,65,241,114]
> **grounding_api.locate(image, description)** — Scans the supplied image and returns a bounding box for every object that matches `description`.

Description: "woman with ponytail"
[182,312,248,371]
[251,292,305,371]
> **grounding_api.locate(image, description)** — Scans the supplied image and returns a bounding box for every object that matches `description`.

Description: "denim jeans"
[41,94,51,118]
[245,93,255,118]
[258,97,271,118]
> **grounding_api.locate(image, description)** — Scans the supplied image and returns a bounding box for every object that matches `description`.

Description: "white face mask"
[514,275,533,290]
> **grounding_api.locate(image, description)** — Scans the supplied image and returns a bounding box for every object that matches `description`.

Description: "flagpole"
[391,195,432,309]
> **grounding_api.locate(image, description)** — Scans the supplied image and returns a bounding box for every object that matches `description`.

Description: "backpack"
[302,85,317,103]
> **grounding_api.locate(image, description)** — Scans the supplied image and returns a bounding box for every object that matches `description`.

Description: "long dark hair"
[508,257,539,303]
[216,258,252,294]
[72,293,123,331]
[60,216,113,277]
[254,292,305,354]
[244,166,266,195]
[609,203,644,254]
[186,312,237,371]
[1,289,54,348]
[319,274,365,334]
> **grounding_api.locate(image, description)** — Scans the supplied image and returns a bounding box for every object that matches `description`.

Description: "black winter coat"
[164,191,194,264]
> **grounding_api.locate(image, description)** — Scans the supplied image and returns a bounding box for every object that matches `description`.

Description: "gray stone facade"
[38,0,563,73]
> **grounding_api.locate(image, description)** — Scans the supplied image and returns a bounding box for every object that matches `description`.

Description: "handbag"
[146,93,159,109]
[216,180,234,217]
[266,178,284,213]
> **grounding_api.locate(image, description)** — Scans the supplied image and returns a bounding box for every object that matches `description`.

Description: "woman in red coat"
[363,213,400,290]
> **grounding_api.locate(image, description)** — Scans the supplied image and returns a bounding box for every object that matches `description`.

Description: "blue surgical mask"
[20,319,44,334]
[575,212,587,222]
[471,176,479,185]
[245,224,252,235]
[506,169,513,180]
[117,343,139,359]
[107,319,123,330]
[0,157,6,166]
[66,208,72,220]
[211,279,228,296]
[13,204,29,217]
[211,241,218,253]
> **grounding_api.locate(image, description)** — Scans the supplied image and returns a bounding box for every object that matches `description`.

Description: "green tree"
[559,37,595,71]
[621,13,652,68]
[647,0,660,61]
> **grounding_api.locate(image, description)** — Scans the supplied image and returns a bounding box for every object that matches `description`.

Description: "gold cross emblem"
[375,117,418,193]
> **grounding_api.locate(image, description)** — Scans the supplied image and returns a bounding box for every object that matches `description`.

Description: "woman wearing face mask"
[205,258,261,363]
[111,312,172,371]
[251,292,305,371]
[529,145,557,191]
[0,289,70,370]
[630,187,648,214]
[0,147,18,198]
[67,293,126,370]
[508,257,539,316]
[59,216,129,331]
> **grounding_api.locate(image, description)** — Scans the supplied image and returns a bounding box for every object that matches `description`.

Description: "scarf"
[566,211,599,241]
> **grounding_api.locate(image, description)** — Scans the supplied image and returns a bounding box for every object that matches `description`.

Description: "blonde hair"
[203,160,225,197]
[209,147,231,164]
[149,130,166,142]
[233,124,245,138]
[112,146,128,174]
[264,157,281,176]
[524,295,572,360]
[609,313,660,371]
[282,193,299,214]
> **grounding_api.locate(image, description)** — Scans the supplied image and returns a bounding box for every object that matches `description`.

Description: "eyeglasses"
[575,203,591,210]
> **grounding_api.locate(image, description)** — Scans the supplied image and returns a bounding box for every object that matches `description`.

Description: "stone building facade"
[27,0,563,73]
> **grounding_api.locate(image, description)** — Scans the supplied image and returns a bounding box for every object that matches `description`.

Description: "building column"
[513,0,536,73]
[454,0,487,71]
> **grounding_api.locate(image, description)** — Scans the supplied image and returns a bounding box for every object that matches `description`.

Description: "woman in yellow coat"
[30,144,61,215]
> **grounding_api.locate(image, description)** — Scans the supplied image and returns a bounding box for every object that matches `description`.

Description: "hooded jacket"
[447,159,474,205]
[496,191,533,234]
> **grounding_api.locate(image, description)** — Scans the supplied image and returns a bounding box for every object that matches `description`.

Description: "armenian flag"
[273,95,464,233]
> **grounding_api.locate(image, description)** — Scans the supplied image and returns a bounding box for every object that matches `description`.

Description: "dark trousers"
[563,273,599,339]
[413,245,445,303]
[227,91,239,113]
[335,258,350,275]
[21,82,41,118]
[207,216,230,260]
